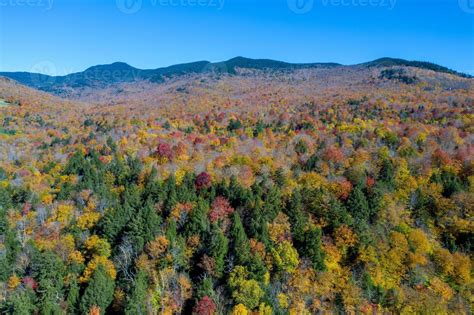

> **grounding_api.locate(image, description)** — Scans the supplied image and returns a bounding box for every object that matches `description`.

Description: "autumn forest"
[0,59,472,314]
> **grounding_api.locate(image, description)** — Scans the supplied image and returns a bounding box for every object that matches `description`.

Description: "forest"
[0,64,472,314]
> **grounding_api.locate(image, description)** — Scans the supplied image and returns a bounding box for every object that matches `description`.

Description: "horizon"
[1,0,473,75]
[1,56,470,77]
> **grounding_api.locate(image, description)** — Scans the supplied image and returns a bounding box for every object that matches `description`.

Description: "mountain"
[0,57,470,95]
[361,58,471,78]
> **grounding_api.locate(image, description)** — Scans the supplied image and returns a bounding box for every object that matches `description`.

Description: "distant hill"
[361,58,471,78]
[0,57,470,94]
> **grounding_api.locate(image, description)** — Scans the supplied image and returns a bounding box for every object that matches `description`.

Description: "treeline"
[0,139,472,314]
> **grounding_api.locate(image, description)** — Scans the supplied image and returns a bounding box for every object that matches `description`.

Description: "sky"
[0,0,473,75]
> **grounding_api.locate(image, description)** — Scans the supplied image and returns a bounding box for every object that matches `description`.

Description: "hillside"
[0,60,473,314]
[1,57,469,98]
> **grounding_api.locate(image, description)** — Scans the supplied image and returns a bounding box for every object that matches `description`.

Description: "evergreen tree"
[80,265,115,315]
[31,251,65,315]
[177,172,197,203]
[286,190,307,244]
[66,277,80,314]
[230,212,251,266]
[262,184,282,221]
[208,224,229,278]
[142,167,162,203]
[163,175,178,215]
[196,277,215,300]
[100,184,141,243]
[124,270,148,315]
[327,196,353,230]
[184,198,209,238]
[3,289,37,315]
[346,185,370,225]
[127,202,162,253]
[166,219,178,246]
[302,226,325,271]
[248,198,269,246]
[273,167,286,187]
[379,158,395,187]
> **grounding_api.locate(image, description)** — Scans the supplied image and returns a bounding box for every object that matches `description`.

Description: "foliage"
[0,66,472,313]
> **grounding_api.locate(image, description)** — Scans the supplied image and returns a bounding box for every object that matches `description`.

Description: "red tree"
[209,196,234,223]
[156,142,173,160]
[193,296,216,315]
[195,172,212,190]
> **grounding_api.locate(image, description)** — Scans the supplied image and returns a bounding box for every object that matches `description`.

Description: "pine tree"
[31,251,65,315]
[100,184,141,243]
[262,184,282,221]
[347,185,370,224]
[286,190,307,244]
[230,212,251,266]
[208,224,229,278]
[248,198,269,246]
[124,270,148,315]
[164,175,178,215]
[177,172,197,203]
[184,198,209,237]
[273,167,286,187]
[127,202,162,253]
[327,196,353,230]
[3,289,37,314]
[80,265,115,315]
[379,158,395,187]
[302,226,325,271]
[66,277,80,314]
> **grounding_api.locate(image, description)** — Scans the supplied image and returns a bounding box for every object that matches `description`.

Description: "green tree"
[347,185,370,225]
[208,224,229,278]
[66,277,80,314]
[230,212,251,266]
[31,251,65,314]
[302,226,325,271]
[3,289,37,315]
[127,202,162,253]
[286,190,307,244]
[184,198,209,237]
[80,265,115,315]
[124,270,148,315]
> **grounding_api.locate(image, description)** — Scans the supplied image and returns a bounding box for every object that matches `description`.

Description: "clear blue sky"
[0,0,473,75]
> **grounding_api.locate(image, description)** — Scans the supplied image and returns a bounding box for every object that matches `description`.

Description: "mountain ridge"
[0,57,470,94]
